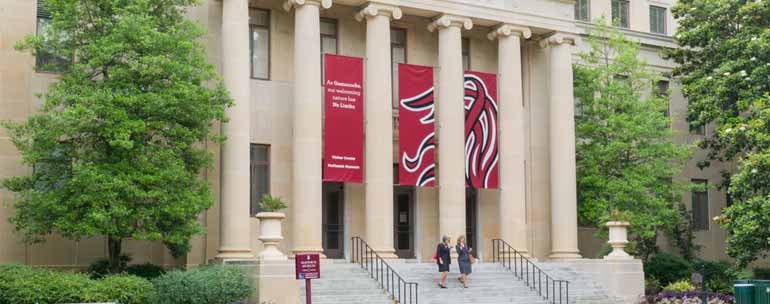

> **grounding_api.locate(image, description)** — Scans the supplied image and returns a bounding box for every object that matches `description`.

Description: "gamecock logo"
[400,87,436,187]
[464,74,499,188]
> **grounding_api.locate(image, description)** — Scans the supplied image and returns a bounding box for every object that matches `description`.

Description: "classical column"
[540,33,582,259]
[217,0,255,261]
[355,3,402,258]
[428,15,473,247]
[488,24,531,255]
[284,0,332,256]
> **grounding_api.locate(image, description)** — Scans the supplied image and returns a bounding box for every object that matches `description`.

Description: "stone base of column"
[215,248,256,264]
[548,251,582,260]
[255,260,300,304]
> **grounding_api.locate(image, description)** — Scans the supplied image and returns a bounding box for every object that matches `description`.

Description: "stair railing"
[491,239,569,304]
[351,236,418,304]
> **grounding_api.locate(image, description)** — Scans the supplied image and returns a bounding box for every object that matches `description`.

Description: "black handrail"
[492,239,569,304]
[351,236,418,304]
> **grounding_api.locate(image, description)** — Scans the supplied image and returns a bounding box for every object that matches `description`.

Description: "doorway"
[322,182,345,259]
[465,188,478,257]
[393,187,415,258]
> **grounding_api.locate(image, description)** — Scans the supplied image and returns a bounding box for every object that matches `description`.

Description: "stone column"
[284,0,332,256]
[488,24,531,256]
[428,15,473,247]
[355,3,402,258]
[216,0,255,261]
[540,33,582,260]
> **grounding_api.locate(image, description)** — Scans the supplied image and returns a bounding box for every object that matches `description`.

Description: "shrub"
[645,252,694,286]
[664,280,696,292]
[645,277,662,297]
[153,265,254,304]
[754,267,770,279]
[87,254,131,278]
[126,263,166,280]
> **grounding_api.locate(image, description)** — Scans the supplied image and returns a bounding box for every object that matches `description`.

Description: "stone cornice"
[427,14,473,32]
[538,32,580,48]
[355,2,403,22]
[487,24,532,40]
[283,0,332,12]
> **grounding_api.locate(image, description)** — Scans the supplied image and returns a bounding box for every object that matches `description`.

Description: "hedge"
[152,265,254,304]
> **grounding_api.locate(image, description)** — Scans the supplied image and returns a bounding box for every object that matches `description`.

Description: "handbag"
[433,251,438,260]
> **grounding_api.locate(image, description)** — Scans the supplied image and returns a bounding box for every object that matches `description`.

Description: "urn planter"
[604,221,632,260]
[256,212,287,261]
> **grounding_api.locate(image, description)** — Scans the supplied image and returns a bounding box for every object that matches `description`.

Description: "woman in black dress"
[456,235,472,288]
[436,235,451,288]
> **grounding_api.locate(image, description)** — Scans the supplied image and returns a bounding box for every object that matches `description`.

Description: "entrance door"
[322,183,345,259]
[394,187,415,258]
[465,188,478,257]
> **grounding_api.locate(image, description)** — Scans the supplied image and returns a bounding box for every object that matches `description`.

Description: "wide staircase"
[299,238,619,304]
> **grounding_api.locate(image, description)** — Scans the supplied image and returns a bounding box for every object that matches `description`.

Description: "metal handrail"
[351,236,418,304]
[491,239,570,304]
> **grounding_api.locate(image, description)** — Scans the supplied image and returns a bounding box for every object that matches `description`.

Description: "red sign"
[295,253,320,280]
[323,54,364,183]
[464,71,499,189]
[398,64,436,187]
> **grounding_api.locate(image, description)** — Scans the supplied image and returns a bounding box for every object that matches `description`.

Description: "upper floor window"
[461,38,470,71]
[320,18,338,77]
[250,144,270,215]
[391,28,407,108]
[657,80,670,117]
[575,0,590,22]
[250,9,270,79]
[650,6,667,35]
[611,0,630,28]
[692,179,710,231]
[36,0,68,73]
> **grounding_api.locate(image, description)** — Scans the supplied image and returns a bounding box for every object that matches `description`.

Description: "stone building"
[0,0,742,298]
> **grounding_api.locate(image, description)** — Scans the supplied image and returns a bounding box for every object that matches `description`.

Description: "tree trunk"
[107,236,123,274]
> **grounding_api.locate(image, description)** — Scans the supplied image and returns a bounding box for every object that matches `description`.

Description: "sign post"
[295,253,320,304]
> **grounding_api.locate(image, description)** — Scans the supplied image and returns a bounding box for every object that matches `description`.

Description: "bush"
[645,252,694,287]
[693,260,744,295]
[754,267,770,279]
[664,280,696,292]
[152,265,254,304]
[126,263,166,280]
[87,254,131,278]
[0,264,154,304]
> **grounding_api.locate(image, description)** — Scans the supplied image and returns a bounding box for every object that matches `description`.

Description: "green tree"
[3,0,231,272]
[669,0,770,267]
[574,19,693,262]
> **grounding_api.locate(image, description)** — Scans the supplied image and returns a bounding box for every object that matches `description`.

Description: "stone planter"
[256,212,287,261]
[604,221,632,260]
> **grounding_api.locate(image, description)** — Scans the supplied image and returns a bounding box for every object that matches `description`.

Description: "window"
[657,80,670,117]
[250,144,270,215]
[320,18,338,77]
[692,179,709,231]
[575,0,590,22]
[391,28,407,108]
[650,6,667,35]
[36,0,68,72]
[611,0,630,28]
[249,9,270,79]
[461,38,470,71]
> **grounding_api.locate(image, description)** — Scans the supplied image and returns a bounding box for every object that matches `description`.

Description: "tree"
[574,19,694,262]
[3,0,231,272]
[669,0,770,267]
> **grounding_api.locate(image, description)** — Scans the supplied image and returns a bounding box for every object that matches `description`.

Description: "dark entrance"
[465,188,478,256]
[322,182,345,259]
[394,187,415,258]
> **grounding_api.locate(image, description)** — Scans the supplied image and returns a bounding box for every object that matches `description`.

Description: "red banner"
[464,71,499,189]
[323,54,364,183]
[398,64,435,187]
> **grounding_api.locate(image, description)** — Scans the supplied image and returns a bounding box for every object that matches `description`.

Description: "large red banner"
[464,71,499,189]
[323,54,364,183]
[398,64,435,187]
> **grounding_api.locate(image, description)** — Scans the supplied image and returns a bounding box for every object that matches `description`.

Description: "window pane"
[392,47,406,108]
[320,19,337,36]
[249,9,269,27]
[575,0,589,21]
[251,27,269,79]
[692,180,709,230]
[462,38,470,71]
[250,144,270,215]
[391,29,406,45]
[322,37,337,55]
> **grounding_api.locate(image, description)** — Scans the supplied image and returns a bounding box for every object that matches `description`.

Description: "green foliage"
[645,277,663,296]
[126,263,166,280]
[668,203,702,260]
[152,265,254,304]
[754,267,770,280]
[3,0,231,270]
[574,18,694,262]
[0,264,154,304]
[259,194,288,212]
[88,254,131,278]
[87,254,165,279]
[664,280,696,292]
[670,0,770,267]
[645,252,694,287]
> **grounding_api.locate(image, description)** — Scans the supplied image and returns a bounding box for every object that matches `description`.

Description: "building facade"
[0,0,741,269]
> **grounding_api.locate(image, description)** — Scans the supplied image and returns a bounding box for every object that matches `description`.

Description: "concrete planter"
[604,221,632,260]
[256,212,287,261]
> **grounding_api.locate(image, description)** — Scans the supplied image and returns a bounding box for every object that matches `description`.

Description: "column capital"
[538,32,581,48]
[487,24,532,40]
[355,2,402,22]
[427,14,473,32]
[283,0,332,12]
